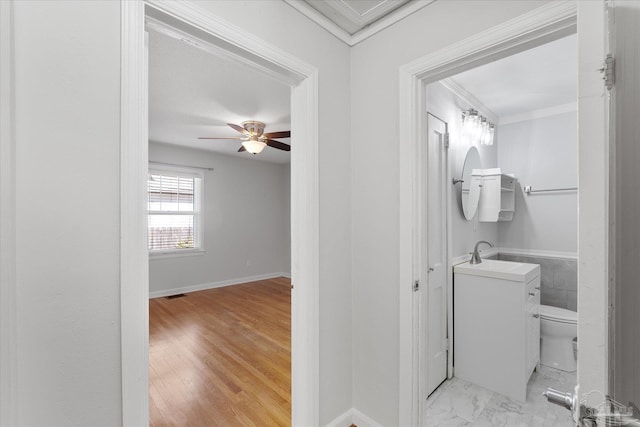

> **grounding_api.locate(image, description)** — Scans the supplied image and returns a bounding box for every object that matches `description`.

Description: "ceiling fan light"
[242,138,267,154]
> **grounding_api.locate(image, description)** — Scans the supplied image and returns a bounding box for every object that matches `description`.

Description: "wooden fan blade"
[265,139,290,152]
[263,130,290,139]
[228,123,249,135]
[238,146,247,152]
[198,137,245,140]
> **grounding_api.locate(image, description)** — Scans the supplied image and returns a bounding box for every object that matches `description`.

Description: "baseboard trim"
[351,409,384,427]
[325,409,353,427]
[325,408,383,427]
[149,272,291,299]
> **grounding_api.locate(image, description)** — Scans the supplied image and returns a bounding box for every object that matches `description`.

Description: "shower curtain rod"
[524,185,577,195]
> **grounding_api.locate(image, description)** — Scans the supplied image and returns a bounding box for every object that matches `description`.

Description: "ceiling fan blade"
[263,130,291,139]
[198,136,246,140]
[238,146,247,152]
[265,139,291,152]
[228,123,249,135]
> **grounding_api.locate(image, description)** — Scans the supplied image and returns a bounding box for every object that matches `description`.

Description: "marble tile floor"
[425,366,577,426]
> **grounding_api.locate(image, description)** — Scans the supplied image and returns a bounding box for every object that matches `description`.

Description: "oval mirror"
[461,146,482,220]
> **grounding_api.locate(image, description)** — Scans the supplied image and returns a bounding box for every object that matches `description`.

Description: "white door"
[425,114,448,396]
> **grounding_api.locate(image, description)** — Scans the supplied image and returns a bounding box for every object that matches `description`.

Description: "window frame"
[147,162,204,258]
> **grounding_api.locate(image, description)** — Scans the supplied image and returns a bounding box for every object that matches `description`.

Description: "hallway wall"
[10,1,351,424]
[350,1,550,424]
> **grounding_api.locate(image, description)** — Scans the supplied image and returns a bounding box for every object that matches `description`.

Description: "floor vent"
[166,293,186,300]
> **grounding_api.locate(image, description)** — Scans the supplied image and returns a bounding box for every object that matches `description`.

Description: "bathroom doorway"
[422,32,579,422]
[401,3,615,425]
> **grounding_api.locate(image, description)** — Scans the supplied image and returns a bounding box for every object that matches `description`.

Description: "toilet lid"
[539,304,577,322]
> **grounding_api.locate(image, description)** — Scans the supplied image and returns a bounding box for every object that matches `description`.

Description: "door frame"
[121,1,320,426]
[398,2,579,425]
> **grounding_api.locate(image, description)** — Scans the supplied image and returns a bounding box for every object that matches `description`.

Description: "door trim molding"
[398,1,577,424]
[121,1,320,425]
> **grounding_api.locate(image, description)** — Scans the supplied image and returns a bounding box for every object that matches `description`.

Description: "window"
[148,164,203,255]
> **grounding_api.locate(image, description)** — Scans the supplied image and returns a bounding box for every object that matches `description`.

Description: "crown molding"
[283,0,435,47]
[440,77,499,124]
[499,101,577,125]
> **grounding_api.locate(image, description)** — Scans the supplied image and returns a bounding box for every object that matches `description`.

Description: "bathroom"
[424,34,578,425]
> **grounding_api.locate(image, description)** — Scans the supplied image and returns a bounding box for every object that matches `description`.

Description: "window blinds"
[148,168,201,251]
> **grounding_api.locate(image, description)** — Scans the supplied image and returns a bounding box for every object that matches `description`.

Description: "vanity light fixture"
[462,108,495,146]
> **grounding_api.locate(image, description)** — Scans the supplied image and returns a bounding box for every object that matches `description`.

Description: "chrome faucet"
[470,240,494,264]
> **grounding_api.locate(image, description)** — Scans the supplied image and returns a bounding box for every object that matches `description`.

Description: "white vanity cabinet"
[478,168,517,222]
[453,260,540,402]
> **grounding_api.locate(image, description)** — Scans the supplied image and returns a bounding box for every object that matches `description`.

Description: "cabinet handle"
[529,292,536,296]
[535,286,540,290]
[532,313,540,318]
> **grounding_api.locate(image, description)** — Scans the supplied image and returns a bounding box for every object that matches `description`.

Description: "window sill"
[149,249,205,260]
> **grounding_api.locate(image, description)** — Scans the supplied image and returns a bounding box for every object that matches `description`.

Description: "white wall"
[9,0,352,425]
[350,1,550,424]
[427,82,499,258]
[148,142,290,296]
[13,1,122,424]
[497,110,578,254]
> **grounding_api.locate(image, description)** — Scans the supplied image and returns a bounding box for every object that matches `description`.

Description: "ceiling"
[148,30,291,164]
[449,34,577,121]
[286,0,433,45]
[302,0,411,35]
[148,17,576,165]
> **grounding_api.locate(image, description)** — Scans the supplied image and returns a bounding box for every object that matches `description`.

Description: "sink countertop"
[454,259,540,282]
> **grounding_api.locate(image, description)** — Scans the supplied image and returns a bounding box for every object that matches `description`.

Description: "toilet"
[539,304,578,372]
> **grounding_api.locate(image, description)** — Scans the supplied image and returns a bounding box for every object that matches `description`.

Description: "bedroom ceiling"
[448,34,577,121]
[148,30,291,164]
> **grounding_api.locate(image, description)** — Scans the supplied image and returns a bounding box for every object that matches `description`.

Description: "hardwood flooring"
[149,277,291,426]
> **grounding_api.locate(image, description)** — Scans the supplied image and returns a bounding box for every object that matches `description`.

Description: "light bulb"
[242,138,267,154]
[482,124,495,145]
[475,117,487,140]
[463,109,479,132]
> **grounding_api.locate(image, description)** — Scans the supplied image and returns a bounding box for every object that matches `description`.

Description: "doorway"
[145,22,293,424]
[422,33,578,425]
[399,2,613,425]
[120,2,320,425]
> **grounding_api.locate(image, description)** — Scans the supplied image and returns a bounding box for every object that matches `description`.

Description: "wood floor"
[149,277,291,426]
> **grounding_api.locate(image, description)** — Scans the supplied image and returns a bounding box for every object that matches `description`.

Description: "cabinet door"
[525,296,540,373]
[478,175,500,221]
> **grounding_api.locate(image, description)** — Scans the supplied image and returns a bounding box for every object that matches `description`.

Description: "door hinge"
[413,280,420,292]
[444,133,450,149]
[446,338,450,352]
[601,53,615,91]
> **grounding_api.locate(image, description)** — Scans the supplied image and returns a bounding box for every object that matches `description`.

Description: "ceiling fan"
[198,120,291,154]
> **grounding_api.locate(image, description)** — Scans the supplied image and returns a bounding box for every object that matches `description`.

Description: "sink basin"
[454,259,540,282]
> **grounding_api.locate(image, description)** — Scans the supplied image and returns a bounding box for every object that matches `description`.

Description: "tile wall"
[497,253,577,311]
